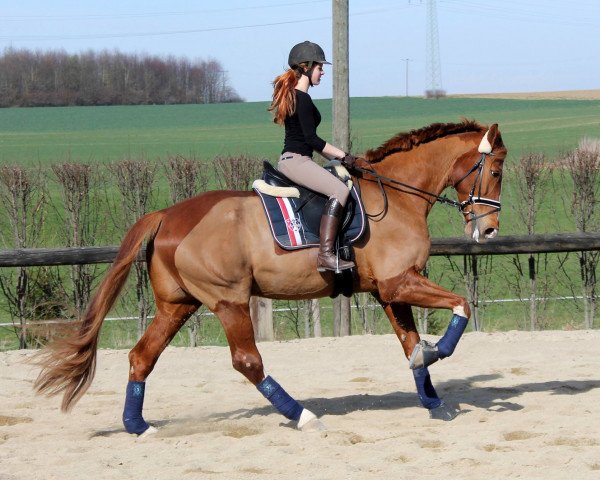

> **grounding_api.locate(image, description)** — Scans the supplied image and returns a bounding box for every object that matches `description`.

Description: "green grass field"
[0,97,598,350]
[1,97,599,165]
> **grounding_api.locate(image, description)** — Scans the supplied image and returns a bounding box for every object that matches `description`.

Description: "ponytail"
[268,67,303,125]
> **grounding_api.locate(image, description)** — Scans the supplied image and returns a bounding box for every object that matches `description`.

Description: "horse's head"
[451,124,507,242]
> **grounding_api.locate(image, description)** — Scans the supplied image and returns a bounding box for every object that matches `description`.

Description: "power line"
[439,0,600,28]
[0,16,332,41]
[0,6,396,42]
[0,1,329,21]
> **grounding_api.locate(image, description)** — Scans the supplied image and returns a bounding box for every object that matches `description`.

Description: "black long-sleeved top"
[282,89,327,157]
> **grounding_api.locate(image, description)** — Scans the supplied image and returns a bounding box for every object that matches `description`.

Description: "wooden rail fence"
[1,233,600,267]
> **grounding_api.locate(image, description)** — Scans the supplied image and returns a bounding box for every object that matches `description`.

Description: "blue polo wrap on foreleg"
[413,367,442,410]
[256,375,304,422]
[436,314,468,358]
[123,381,150,434]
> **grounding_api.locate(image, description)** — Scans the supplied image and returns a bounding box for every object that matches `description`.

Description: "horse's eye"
[490,170,501,178]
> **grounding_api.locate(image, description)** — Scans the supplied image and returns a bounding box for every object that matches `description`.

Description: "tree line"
[0,48,243,107]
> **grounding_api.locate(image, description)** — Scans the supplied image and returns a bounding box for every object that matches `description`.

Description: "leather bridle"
[353,151,501,224]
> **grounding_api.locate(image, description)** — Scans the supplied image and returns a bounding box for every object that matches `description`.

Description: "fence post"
[250,296,273,342]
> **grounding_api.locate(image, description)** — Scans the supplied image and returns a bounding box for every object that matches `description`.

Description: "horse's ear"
[478,123,500,154]
[487,123,501,148]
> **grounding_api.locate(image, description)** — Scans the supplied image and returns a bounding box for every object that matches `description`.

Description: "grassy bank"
[1,97,599,165]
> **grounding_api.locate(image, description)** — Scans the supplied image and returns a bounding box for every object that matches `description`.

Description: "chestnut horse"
[34,119,506,434]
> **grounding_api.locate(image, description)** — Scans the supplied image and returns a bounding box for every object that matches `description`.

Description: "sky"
[1,0,599,102]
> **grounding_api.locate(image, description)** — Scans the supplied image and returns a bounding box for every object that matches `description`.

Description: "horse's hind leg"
[123,298,200,435]
[213,300,323,431]
[374,297,458,421]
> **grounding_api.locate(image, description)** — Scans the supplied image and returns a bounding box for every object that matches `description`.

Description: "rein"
[353,152,501,223]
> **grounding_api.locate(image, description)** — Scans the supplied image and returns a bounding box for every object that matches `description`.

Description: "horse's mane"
[363,119,486,163]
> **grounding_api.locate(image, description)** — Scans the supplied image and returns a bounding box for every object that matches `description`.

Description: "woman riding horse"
[269,41,356,273]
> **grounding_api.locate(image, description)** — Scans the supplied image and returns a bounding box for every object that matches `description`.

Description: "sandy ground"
[450,89,600,100]
[1,331,600,480]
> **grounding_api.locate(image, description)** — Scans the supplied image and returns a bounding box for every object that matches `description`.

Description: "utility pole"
[332,0,351,336]
[332,0,349,149]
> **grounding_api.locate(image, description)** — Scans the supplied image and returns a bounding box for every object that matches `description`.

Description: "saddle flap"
[253,161,367,251]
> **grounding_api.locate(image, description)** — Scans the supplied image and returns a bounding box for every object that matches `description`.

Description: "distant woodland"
[0,48,243,107]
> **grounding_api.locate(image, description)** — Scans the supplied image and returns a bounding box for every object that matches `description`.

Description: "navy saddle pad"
[253,161,367,250]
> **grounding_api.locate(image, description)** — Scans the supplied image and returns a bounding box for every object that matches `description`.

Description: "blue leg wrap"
[256,375,304,422]
[413,367,442,410]
[123,381,150,435]
[436,314,468,358]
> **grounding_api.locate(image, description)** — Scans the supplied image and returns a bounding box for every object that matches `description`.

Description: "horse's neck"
[373,139,461,208]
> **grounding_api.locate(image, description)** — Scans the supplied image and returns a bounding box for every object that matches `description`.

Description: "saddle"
[253,161,367,255]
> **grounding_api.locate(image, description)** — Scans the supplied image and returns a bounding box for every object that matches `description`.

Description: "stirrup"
[409,340,439,370]
[316,253,354,274]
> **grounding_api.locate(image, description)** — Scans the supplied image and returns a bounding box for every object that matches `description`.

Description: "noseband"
[353,148,501,223]
[453,152,502,223]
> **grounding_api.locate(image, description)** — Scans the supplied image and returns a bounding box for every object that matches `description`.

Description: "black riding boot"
[317,198,355,273]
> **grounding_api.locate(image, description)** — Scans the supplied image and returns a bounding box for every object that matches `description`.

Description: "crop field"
[0,95,599,350]
[1,96,599,165]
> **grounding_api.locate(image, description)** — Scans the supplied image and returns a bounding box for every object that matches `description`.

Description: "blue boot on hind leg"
[409,314,468,370]
[123,381,157,436]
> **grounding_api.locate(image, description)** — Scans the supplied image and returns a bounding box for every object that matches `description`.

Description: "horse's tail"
[33,211,164,412]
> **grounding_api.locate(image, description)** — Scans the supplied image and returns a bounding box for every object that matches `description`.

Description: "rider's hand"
[340,153,357,169]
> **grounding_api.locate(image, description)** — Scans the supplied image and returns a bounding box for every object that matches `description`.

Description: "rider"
[269,40,356,273]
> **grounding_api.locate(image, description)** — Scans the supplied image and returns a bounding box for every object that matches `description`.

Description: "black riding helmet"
[288,41,331,68]
[288,41,331,86]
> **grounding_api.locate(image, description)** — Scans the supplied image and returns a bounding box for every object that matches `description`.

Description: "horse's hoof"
[409,340,439,370]
[137,425,158,438]
[297,409,326,432]
[299,417,327,432]
[429,402,460,421]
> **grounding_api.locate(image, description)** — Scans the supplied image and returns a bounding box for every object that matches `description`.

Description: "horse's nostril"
[484,228,498,239]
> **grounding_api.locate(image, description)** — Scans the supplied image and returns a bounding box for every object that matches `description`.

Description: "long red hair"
[268,66,304,125]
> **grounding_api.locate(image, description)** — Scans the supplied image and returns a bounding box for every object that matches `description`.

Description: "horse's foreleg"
[214,300,323,431]
[373,296,456,420]
[124,299,200,435]
[373,295,420,360]
[378,267,470,370]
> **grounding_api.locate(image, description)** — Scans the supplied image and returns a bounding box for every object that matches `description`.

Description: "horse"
[34,119,507,434]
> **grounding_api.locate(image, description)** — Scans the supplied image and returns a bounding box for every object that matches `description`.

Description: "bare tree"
[353,293,375,334]
[163,154,209,345]
[0,47,243,106]
[164,154,208,204]
[301,299,321,338]
[109,158,157,338]
[51,162,102,316]
[213,155,263,191]
[563,142,600,328]
[0,165,47,348]
[510,153,551,330]
[333,296,351,336]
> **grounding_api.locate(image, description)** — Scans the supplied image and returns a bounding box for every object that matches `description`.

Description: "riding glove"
[340,153,357,169]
